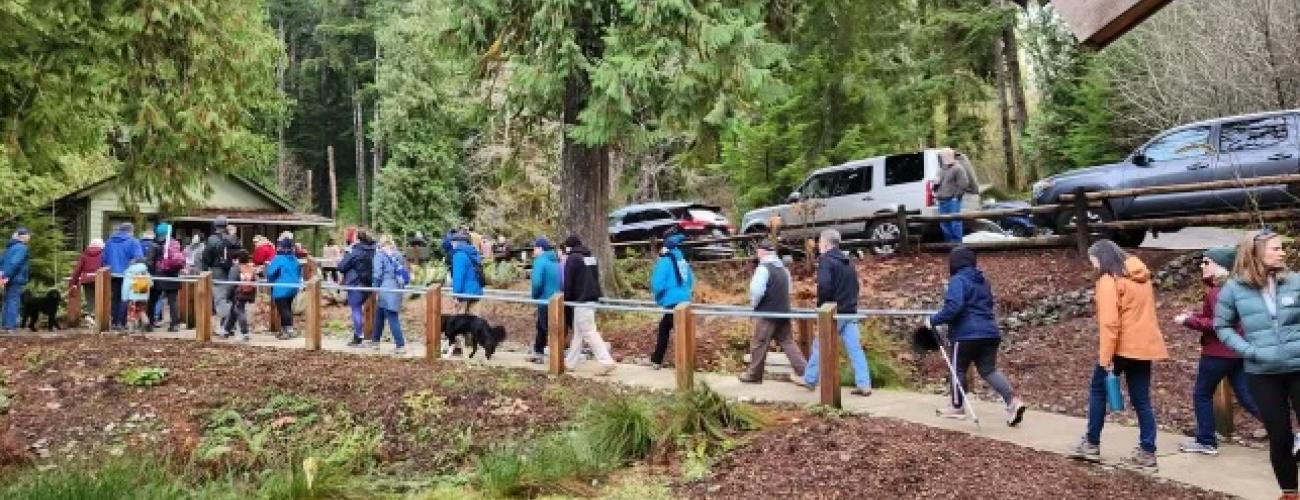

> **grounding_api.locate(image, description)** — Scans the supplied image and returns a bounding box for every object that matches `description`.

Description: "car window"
[801,173,835,199]
[1220,116,1289,152]
[885,153,925,185]
[687,209,721,222]
[828,167,871,196]
[1144,127,1211,162]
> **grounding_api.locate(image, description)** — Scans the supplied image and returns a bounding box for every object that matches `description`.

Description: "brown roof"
[173,209,334,226]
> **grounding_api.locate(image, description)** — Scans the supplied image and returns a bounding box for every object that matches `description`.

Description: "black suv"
[608,202,733,257]
[1032,109,1300,246]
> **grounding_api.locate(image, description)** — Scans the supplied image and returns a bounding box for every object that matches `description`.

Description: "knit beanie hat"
[1204,246,1237,270]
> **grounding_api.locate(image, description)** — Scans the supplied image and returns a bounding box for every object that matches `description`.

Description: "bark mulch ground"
[0,335,609,471]
[678,415,1229,500]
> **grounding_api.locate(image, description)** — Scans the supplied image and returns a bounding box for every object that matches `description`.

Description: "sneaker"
[346,338,363,347]
[528,354,546,364]
[651,363,664,371]
[1178,440,1219,456]
[850,387,873,396]
[1067,438,1101,462]
[1125,448,1158,471]
[394,347,406,356]
[789,376,813,391]
[737,373,762,384]
[597,363,617,376]
[240,334,251,343]
[1007,399,1028,427]
[936,407,967,420]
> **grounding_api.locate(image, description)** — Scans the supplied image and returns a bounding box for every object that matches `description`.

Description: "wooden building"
[1050,0,1175,48]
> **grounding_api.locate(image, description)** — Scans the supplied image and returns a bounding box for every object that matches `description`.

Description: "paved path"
[1143,227,1251,250]
[135,330,1274,499]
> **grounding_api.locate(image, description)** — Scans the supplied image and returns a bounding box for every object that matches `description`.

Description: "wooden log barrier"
[673,303,697,392]
[305,279,322,351]
[548,293,566,375]
[425,286,443,362]
[195,272,213,342]
[94,267,110,333]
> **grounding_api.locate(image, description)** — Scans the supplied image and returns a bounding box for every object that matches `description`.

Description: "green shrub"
[117,367,167,387]
[659,383,763,451]
[581,396,656,462]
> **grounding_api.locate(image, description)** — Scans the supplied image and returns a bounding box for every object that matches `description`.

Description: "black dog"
[440,314,507,360]
[21,289,62,332]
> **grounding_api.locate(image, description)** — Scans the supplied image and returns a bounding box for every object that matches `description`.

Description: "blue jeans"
[1086,357,1157,452]
[1193,355,1261,446]
[804,319,871,390]
[371,308,405,348]
[938,197,963,243]
[1,282,24,329]
[347,291,369,341]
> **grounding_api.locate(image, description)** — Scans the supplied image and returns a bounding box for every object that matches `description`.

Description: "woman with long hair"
[1068,239,1168,471]
[1215,229,1300,500]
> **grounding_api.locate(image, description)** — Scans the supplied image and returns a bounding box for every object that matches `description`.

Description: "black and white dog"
[21,289,63,331]
[440,314,507,360]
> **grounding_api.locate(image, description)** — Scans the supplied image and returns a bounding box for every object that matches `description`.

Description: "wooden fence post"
[195,272,213,342]
[1072,186,1091,255]
[895,204,910,253]
[1213,380,1235,438]
[673,303,696,392]
[268,292,282,333]
[795,318,813,360]
[547,293,566,375]
[362,293,377,340]
[94,267,110,333]
[179,281,193,328]
[305,279,322,351]
[65,286,81,328]
[425,285,442,362]
[804,238,816,275]
[817,303,841,408]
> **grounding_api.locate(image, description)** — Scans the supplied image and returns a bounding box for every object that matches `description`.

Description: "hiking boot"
[737,373,762,384]
[144,323,155,333]
[850,387,873,397]
[1125,448,1158,471]
[597,363,617,376]
[346,338,363,347]
[936,407,967,420]
[1178,440,1219,456]
[1067,438,1101,462]
[1007,398,1028,427]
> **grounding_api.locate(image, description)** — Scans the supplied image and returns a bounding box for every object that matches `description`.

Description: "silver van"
[740,148,985,248]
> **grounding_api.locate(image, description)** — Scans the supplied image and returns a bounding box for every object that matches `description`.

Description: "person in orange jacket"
[1068,239,1168,471]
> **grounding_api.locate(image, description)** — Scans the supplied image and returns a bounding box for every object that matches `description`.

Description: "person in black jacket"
[338,231,377,347]
[561,236,616,375]
[794,229,872,395]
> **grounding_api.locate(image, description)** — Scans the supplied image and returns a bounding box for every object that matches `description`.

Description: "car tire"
[1112,229,1147,248]
[866,220,902,256]
[1054,204,1112,234]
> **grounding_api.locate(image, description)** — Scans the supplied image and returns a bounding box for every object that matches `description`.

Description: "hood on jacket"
[108,231,134,244]
[948,246,976,276]
[454,243,482,262]
[84,246,104,258]
[823,248,849,264]
[1124,257,1151,283]
[536,249,559,263]
[568,245,592,257]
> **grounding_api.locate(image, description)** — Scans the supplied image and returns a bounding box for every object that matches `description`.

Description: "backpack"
[236,264,257,298]
[131,274,150,294]
[159,241,185,273]
[353,247,375,286]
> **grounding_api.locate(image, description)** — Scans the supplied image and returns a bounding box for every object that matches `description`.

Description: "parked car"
[983,199,1038,237]
[608,202,734,258]
[739,148,988,254]
[1031,109,1300,247]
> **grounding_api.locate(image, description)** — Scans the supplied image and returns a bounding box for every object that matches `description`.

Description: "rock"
[44,402,61,410]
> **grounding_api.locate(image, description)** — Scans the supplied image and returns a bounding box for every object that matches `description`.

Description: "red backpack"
[159,240,186,273]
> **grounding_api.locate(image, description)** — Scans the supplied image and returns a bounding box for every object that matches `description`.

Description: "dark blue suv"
[1031,110,1300,246]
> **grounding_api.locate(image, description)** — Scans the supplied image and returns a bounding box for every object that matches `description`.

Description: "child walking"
[223,252,255,342]
[121,257,152,333]
[927,246,1027,426]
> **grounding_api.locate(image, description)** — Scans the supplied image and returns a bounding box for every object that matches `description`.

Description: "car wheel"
[867,220,902,256]
[1054,205,1111,234]
[1112,229,1147,248]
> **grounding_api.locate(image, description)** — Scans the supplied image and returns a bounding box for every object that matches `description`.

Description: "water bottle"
[1105,371,1125,412]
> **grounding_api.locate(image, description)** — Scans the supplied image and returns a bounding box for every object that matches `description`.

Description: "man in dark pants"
[794,229,872,395]
[649,232,694,369]
[739,240,806,383]
[528,237,561,363]
[102,223,142,330]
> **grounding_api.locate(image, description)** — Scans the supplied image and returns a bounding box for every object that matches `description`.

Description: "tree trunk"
[371,44,382,193]
[353,89,367,226]
[276,17,287,179]
[327,145,339,219]
[995,38,1018,189]
[564,9,614,291]
[1002,25,1028,135]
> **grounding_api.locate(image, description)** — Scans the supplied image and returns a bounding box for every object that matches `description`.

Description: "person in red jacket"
[68,239,105,318]
[251,235,276,267]
[1177,246,1263,455]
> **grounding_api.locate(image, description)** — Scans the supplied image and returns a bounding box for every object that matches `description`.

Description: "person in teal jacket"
[528,237,562,363]
[648,232,694,368]
[265,239,302,340]
[1214,229,1300,498]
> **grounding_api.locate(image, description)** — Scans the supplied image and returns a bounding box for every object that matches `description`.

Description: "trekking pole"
[932,326,981,429]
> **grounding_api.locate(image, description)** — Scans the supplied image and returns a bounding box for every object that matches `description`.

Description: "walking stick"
[932,326,981,429]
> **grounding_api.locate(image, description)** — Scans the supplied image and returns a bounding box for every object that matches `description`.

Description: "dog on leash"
[440,314,507,360]
[21,289,63,331]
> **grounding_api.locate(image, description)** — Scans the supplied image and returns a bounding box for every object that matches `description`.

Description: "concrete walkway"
[137,329,1274,499]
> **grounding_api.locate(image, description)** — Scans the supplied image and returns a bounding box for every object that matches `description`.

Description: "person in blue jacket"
[450,232,484,314]
[265,238,302,340]
[528,237,562,363]
[0,228,32,331]
[649,232,694,369]
[103,222,143,330]
[927,246,1027,426]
